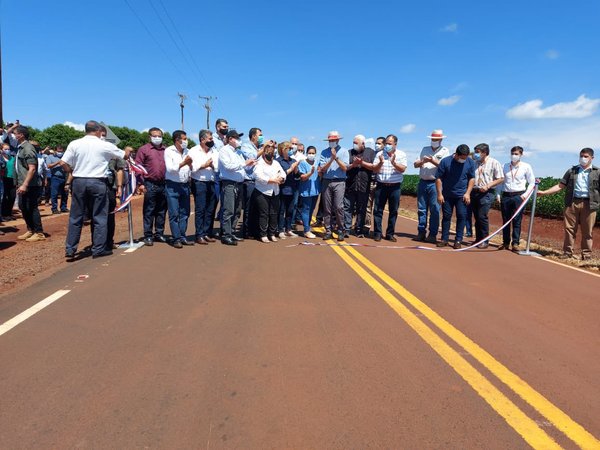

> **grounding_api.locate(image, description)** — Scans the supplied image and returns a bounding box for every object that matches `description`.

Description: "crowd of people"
[1,120,598,260]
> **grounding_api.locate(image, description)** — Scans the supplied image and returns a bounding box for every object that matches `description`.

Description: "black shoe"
[373,234,382,242]
[413,232,426,242]
[357,233,365,238]
[437,241,449,247]
[65,249,75,258]
[385,235,397,242]
[144,237,154,246]
[181,239,195,246]
[425,235,437,244]
[204,236,216,243]
[221,237,238,246]
[453,241,462,250]
[477,242,489,249]
[52,209,59,214]
[337,234,345,242]
[153,235,168,243]
[61,208,69,213]
[92,250,113,259]
[172,240,183,249]
[343,231,350,238]
[233,235,244,242]
[322,232,333,240]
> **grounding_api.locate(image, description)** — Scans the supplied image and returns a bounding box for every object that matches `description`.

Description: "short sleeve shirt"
[346,147,375,192]
[15,141,41,187]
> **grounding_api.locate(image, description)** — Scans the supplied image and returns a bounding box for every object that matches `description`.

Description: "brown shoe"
[497,243,509,250]
[18,231,34,240]
[204,237,216,243]
[511,244,521,252]
[195,237,209,245]
[25,232,46,242]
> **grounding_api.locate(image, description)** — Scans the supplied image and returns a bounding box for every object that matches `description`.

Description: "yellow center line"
[337,243,600,449]
[328,243,560,449]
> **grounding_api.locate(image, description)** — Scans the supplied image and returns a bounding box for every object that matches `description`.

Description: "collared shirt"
[218,144,247,183]
[436,156,476,198]
[188,145,219,182]
[346,147,375,192]
[15,141,41,187]
[164,145,191,183]
[62,135,125,178]
[298,160,320,197]
[135,143,166,183]
[277,156,300,196]
[502,161,535,196]
[417,145,449,180]
[254,157,286,196]
[318,145,350,180]
[474,156,503,190]
[574,166,591,198]
[240,141,259,181]
[375,149,408,184]
[46,154,66,178]
[213,134,227,150]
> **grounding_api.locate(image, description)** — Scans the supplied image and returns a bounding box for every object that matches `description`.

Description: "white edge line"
[0,289,71,337]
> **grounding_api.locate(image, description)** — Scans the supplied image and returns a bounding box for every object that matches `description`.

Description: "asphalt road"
[0,216,598,449]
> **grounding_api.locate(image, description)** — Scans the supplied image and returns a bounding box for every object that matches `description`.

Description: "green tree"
[34,124,84,148]
[108,125,146,150]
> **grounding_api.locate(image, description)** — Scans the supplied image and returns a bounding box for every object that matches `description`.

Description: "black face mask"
[206,140,215,148]
[220,128,229,136]
[264,153,273,162]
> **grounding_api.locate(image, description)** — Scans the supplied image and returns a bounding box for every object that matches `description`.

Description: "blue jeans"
[373,183,401,237]
[300,195,318,232]
[165,180,191,242]
[193,180,217,238]
[50,176,68,211]
[278,192,298,232]
[441,196,467,242]
[417,180,439,237]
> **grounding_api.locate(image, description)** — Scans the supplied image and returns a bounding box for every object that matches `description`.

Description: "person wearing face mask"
[499,146,535,252]
[212,118,229,235]
[240,127,263,238]
[538,148,599,260]
[291,140,306,227]
[136,127,168,246]
[344,134,376,238]
[164,130,194,248]
[364,136,386,235]
[470,143,504,248]
[276,141,301,238]
[318,130,350,241]
[435,145,476,249]
[1,143,17,220]
[189,129,219,244]
[413,130,449,243]
[372,134,407,242]
[45,144,69,213]
[218,129,257,245]
[297,146,321,238]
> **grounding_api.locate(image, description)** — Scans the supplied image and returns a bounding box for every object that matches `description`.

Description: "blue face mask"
[257,136,264,146]
[473,153,481,161]
[384,144,394,154]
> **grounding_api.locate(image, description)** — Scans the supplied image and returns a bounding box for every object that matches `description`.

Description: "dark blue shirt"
[276,156,299,196]
[435,156,475,198]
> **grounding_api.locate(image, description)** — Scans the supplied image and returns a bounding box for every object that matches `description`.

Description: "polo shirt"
[436,155,476,198]
[318,146,350,180]
[417,145,449,180]
[62,135,125,178]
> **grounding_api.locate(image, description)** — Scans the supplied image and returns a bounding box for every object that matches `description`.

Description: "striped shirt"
[375,150,407,184]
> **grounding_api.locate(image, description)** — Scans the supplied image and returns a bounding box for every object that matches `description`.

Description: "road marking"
[338,244,600,449]
[328,243,560,449]
[0,290,71,337]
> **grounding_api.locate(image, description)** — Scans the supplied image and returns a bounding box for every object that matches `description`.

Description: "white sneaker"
[285,231,298,238]
[269,235,278,242]
[260,236,270,243]
[278,232,287,239]
[304,231,316,239]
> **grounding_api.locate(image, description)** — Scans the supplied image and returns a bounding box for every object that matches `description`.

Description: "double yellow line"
[328,242,599,449]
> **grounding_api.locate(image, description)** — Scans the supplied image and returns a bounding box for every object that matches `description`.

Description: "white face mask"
[375,143,383,151]
[511,154,521,163]
[353,143,361,151]
[457,158,466,164]
[431,141,441,149]
[151,136,163,146]
[292,144,298,152]
[329,141,338,150]
[100,136,106,141]
[180,139,188,149]
[580,156,590,167]
[307,154,316,162]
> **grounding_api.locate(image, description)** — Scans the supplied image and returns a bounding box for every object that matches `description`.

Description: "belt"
[573,197,589,201]
[378,182,401,187]
[502,191,525,197]
[145,179,165,185]
[419,179,436,183]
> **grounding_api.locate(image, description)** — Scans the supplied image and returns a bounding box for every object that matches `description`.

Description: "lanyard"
[510,163,519,183]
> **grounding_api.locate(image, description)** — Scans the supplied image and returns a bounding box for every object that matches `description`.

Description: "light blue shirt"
[318,145,349,180]
[240,142,259,181]
[574,166,591,198]
[298,160,320,197]
[218,144,249,183]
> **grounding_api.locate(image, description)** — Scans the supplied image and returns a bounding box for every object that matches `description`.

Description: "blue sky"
[2,0,599,176]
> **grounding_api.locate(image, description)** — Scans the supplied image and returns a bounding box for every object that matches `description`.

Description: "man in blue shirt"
[435,144,475,249]
[46,145,69,213]
[318,131,349,241]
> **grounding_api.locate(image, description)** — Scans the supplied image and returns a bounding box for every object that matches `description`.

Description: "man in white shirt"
[413,129,449,243]
[164,130,193,248]
[60,120,127,259]
[471,143,504,248]
[240,127,263,238]
[189,129,219,244]
[499,145,535,252]
[372,134,407,242]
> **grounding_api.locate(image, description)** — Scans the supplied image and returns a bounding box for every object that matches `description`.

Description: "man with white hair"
[344,134,376,238]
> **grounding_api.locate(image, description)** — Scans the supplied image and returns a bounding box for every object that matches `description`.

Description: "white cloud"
[452,81,468,92]
[438,95,461,106]
[249,93,259,101]
[400,123,416,134]
[506,95,600,120]
[544,49,559,60]
[441,23,458,33]
[64,121,84,131]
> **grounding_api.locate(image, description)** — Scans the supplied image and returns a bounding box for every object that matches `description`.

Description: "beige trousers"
[563,198,597,257]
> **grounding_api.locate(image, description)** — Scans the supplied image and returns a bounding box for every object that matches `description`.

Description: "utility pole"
[199,95,217,130]
[177,92,187,130]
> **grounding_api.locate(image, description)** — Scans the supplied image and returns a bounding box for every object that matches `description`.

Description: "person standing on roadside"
[538,148,599,260]
[276,141,300,239]
[136,127,167,246]
[46,145,69,214]
[413,130,449,243]
[13,126,45,242]
[298,146,321,239]
[499,146,535,252]
[364,136,385,235]
[435,145,475,249]
[240,127,263,238]
[1,143,17,220]
[344,134,375,238]
[164,130,194,248]
[470,143,504,248]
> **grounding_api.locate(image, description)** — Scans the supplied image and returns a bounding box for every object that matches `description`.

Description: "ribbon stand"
[518,183,540,257]
[119,167,144,250]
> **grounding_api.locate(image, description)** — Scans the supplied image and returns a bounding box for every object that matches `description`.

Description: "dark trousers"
[344,189,369,233]
[220,180,242,239]
[441,196,467,242]
[253,190,280,237]
[142,180,167,238]
[66,178,108,255]
[43,177,51,203]
[192,180,217,239]
[242,180,255,237]
[50,176,68,211]
[18,186,43,233]
[501,194,525,245]
[92,187,117,250]
[2,177,16,217]
[165,180,191,242]
[373,183,401,238]
[471,191,494,242]
[278,192,298,232]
